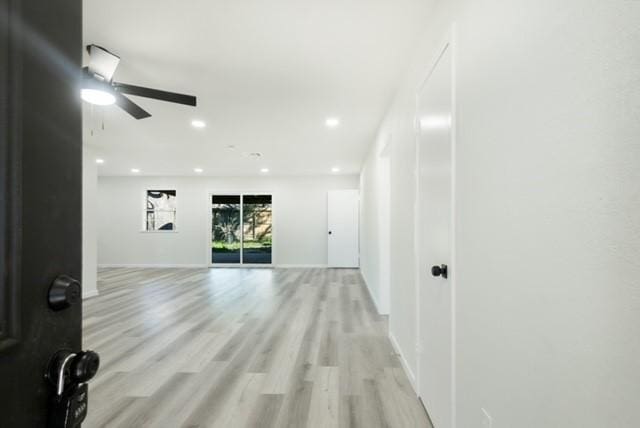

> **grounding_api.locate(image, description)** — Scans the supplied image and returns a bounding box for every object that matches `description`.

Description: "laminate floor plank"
[83,268,431,428]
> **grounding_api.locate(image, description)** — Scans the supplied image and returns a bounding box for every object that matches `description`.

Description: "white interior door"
[417,42,455,427]
[327,189,359,268]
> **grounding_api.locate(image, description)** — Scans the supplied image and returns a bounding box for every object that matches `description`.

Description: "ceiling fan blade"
[87,44,120,82]
[113,82,197,106]
[114,93,152,120]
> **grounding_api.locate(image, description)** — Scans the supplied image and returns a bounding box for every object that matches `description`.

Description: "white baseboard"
[389,332,418,393]
[359,271,390,315]
[362,272,381,314]
[99,263,329,269]
[100,264,333,270]
[98,263,209,269]
[82,289,99,299]
[275,264,328,268]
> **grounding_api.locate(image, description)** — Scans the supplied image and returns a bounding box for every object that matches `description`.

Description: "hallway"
[83,268,431,427]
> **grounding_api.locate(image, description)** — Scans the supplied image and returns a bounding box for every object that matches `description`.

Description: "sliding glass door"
[211,194,272,265]
[211,195,242,263]
[242,195,273,264]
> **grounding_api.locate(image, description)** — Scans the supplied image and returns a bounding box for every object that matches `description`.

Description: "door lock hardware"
[431,264,448,279]
[48,275,81,311]
[46,350,100,428]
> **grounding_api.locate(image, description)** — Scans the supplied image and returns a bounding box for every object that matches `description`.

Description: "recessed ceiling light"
[325,117,340,128]
[131,168,140,173]
[331,167,340,173]
[191,120,206,128]
[227,145,236,150]
[194,168,203,173]
[247,152,262,159]
[95,159,105,164]
[81,89,116,106]
[260,168,269,173]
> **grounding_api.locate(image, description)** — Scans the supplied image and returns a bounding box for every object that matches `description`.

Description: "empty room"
[1,0,639,427]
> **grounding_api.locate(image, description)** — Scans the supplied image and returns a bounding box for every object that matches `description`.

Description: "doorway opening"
[210,194,273,265]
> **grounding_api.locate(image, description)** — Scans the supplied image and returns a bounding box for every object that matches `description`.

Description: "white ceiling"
[83,0,431,176]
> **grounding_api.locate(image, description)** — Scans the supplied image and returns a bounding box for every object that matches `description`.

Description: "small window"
[145,190,176,231]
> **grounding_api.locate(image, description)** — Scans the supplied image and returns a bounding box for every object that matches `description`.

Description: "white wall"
[361,1,640,426]
[359,135,391,314]
[97,175,358,267]
[82,145,98,298]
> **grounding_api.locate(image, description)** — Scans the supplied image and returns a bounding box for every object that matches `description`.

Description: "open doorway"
[210,194,273,265]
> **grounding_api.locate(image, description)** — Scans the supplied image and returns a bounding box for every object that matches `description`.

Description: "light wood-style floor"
[83,267,431,428]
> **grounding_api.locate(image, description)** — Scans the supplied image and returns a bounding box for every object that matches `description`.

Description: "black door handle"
[431,264,448,279]
[46,349,100,426]
[69,350,100,383]
[46,349,100,389]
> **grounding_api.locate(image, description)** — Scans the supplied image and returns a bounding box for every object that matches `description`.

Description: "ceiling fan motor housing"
[82,44,197,119]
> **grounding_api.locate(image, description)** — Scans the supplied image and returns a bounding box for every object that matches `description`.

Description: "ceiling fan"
[81,44,197,119]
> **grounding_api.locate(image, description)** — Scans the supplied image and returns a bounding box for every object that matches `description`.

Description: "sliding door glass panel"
[212,195,241,264]
[242,195,272,264]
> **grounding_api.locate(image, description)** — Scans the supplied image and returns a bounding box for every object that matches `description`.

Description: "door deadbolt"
[48,275,81,311]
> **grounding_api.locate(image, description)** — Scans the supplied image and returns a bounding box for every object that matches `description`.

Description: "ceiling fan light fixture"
[82,44,197,119]
[81,88,116,106]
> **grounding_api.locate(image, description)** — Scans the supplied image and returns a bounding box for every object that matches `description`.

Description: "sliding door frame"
[208,191,275,268]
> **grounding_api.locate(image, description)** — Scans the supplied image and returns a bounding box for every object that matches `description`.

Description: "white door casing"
[327,189,359,268]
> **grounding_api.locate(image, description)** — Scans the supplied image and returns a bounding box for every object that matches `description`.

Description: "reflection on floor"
[83,267,431,428]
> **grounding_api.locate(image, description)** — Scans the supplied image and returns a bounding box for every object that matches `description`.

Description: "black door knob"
[46,349,100,390]
[69,350,100,383]
[431,264,448,279]
[48,275,81,311]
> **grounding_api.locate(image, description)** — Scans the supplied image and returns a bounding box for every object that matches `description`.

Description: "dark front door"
[0,0,86,426]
